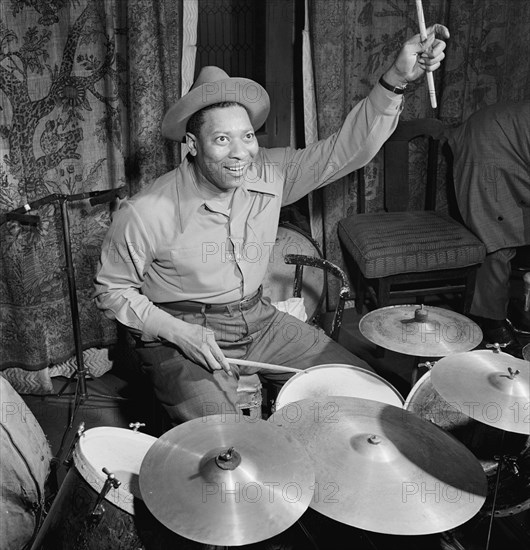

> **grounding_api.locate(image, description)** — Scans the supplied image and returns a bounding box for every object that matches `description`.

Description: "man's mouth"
[225,164,247,176]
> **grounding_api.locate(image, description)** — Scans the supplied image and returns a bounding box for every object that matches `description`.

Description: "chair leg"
[353,264,365,314]
[374,279,392,358]
[355,280,365,314]
[463,268,478,314]
[377,278,391,310]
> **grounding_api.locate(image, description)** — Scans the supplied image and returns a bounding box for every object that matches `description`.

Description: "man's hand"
[160,319,233,376]
[383,24,450,88]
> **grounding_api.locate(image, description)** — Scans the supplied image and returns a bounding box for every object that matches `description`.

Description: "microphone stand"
[2,187,127,433]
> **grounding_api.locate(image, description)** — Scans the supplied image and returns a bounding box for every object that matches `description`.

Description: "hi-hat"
[269,396,487,535]
[359,304,483,356]
[139,414,315,546]
[431,349,530,435]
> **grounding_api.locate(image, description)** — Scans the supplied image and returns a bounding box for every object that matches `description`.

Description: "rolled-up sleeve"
[275,83,403,205]
[93,202,175,341]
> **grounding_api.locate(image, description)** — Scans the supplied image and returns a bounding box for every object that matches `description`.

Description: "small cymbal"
[359,304,483,356]
[139,414,315,546]
[269,396,487,535]
[431,349,530,434]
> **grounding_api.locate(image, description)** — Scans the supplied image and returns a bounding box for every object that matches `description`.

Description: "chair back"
[358,118,446,214]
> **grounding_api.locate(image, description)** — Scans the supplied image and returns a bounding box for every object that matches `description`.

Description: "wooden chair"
[337,118,487,315]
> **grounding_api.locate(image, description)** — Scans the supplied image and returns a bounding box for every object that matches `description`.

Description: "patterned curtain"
[309,0,530,307]
[0,0,182,392]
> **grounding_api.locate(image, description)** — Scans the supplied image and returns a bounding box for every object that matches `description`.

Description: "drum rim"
[276,363,404,409]
[73,426,157,515]
[404,369,433,411]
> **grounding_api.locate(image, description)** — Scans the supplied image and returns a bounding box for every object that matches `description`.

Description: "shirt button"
[497,216,503,221]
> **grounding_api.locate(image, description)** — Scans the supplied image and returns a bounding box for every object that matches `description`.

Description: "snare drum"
[31,426,180,550]
[406,371,530,517]
[274,364,404,411]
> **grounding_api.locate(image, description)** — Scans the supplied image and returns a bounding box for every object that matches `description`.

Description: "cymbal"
[269,396,487,535]
[431,349,530,435]
[359,304,483,356]
[139,414,315,546]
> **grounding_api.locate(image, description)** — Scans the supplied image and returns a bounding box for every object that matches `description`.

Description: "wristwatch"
[379,75,407,94]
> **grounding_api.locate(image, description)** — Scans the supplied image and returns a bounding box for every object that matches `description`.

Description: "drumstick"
[415,0,437,109]
[227,358,304,374]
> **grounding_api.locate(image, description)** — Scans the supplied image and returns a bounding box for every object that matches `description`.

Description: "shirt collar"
[176,157,278,231]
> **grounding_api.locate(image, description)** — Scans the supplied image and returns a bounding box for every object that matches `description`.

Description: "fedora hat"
[161,66,270,142]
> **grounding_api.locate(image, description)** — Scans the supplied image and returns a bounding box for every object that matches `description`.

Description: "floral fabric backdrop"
[309,0,530,307]
[0,0,181,388]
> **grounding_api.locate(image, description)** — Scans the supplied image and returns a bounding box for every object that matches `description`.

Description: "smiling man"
[94,25,449,424]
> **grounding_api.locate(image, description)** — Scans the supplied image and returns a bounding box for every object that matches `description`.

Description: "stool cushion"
[338,211,486,279]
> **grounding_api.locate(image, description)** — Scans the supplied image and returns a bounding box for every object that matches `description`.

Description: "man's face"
[186,105,259,193]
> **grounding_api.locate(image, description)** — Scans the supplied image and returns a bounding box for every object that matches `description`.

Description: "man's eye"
[216,136,228,143]
[245,133,255,140]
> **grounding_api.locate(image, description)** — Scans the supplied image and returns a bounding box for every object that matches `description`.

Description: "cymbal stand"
[484,429,520,550]
[3,188,127,449]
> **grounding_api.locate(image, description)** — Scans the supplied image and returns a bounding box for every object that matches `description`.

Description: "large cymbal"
[269,396,487,535]
[139,414,315,546]
[431,349,530,435]
[359,304,483,356]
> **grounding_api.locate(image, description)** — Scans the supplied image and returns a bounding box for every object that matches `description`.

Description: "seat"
[237,222,352,417]
[337,118,487,316]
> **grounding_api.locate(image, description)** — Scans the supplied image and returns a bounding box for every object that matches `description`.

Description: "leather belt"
[157,286,263,314]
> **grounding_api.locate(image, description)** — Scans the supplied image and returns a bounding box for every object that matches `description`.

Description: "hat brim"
[162,77,270,142]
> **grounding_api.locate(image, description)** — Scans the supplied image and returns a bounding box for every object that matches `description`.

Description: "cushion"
[338,211,486,279]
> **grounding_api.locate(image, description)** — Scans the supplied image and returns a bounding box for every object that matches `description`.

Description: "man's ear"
[186,132,197,156]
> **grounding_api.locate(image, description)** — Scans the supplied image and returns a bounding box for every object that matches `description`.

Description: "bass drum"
[30,426,212,550]
[262,223,324,322]
[0,374,52,550]
[405,370,530,517]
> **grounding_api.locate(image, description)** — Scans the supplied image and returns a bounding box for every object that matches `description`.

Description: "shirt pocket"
[170,246,219,290]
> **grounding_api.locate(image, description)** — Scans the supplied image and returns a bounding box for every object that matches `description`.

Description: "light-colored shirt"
[94,84,403,340]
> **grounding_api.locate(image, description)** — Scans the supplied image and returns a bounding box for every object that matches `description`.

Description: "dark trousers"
[470,247,516,319]
[135,295,372,425]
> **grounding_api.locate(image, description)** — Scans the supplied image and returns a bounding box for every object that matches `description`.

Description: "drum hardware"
[139,414,315,546]
[485,342,509,352]
[485,433,520,550]
[129,422,146,432]
[359,304,483,357]
[89,468,122,525]
[63,421,85,467]
[269,396,487,536]
[411,359,436,386]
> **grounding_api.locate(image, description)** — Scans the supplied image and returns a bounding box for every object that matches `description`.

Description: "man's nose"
[229,139,248,158]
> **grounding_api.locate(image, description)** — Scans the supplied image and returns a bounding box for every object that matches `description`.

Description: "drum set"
[30,305,529,550]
